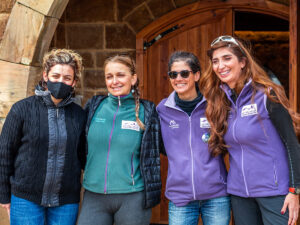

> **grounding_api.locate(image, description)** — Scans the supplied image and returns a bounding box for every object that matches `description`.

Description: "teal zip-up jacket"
[83,93,145,194]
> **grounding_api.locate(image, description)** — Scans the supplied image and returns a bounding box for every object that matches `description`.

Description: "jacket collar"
[220,79,253,106]
[35,85,74,108]
[164,91,206,111]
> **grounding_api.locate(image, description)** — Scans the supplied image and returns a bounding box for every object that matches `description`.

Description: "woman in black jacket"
[0,49,86,225]
[77,55,162,225]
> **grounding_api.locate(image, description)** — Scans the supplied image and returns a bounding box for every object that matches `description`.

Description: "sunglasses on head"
[211,35,240,47]
[168,70,193,79]
[210,35,246,55]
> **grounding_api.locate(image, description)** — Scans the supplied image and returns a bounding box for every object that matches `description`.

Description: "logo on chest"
[241,104,258,117]
[169,120,179,129]
[200,117,211,128]
[121,120,140,131]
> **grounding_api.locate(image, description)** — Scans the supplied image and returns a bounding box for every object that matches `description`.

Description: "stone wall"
[50,0,201,105]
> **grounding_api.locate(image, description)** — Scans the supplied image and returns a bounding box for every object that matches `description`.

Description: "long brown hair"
[104,55,145,130]
[200,37,300,156]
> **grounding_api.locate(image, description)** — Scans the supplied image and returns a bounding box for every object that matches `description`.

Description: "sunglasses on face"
[168,70,193,79]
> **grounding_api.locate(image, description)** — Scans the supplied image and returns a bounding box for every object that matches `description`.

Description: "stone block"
[96,51,136,68]
[0,0,14,13]
[147,0,175,18]
[18,0,68,18]
[66,0,114,22]
[0,60,34,117]
[66,24,104,49]
[117,0,144,20]
[105,24,136,49]
[52,23,66,48]
[83,69,106,90]
[78,51,94,68]
[124,5,153,32]
[0,3,59,65]
[174,0,198,8]
[0,13,9,41]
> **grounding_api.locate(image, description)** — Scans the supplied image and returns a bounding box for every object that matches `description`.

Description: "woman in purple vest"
[157,51,230,225]
[200,35,300,225]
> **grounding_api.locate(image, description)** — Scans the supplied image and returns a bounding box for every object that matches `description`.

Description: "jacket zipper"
[131,153,135,186]
[46,107,59,206]
[188,117,196,200]
[232,107,249,196]
[104,100,120,194]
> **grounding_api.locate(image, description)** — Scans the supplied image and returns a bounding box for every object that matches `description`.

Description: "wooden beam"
[289,0,300,113]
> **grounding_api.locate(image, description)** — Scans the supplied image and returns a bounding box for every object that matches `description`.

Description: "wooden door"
[140,9,234,224]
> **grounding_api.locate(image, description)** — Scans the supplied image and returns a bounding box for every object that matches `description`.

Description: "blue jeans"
[169,196,231,225]
[10,195,79,225]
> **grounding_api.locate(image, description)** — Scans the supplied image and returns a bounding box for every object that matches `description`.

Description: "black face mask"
[47,80,73,99]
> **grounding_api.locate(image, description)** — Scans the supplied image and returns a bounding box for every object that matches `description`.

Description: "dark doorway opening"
[234,11,289,95]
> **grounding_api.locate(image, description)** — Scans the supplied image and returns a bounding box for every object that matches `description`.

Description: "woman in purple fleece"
[201,35,300,225]
[157,51,230,225]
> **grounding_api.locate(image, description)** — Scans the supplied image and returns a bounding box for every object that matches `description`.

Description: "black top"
[0,94,86,205]
[175,89,203,116]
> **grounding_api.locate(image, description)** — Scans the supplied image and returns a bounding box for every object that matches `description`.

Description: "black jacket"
[0,93,86,206]
[85,95,162,208]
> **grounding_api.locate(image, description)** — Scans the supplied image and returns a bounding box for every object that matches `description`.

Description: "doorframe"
[136,0,299,109]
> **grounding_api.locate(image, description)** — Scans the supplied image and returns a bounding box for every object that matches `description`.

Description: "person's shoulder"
[85,95,107,107]
[140,99,155,108]
[12,95,37,108]
[157,98,168,109]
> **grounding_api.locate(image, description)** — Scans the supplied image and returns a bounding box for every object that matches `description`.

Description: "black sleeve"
[267,98,300,188]
[77,113,87,170]
[0,105,23,203]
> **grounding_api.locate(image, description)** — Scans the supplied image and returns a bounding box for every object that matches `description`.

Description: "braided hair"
[104,55,145,130]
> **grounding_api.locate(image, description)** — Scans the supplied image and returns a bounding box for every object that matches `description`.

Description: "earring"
[131,86,135,93]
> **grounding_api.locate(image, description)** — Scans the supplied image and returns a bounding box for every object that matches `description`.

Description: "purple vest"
[222,81,289,197]
[157,91,227,206]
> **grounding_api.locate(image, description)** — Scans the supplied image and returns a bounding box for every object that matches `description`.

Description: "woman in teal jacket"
[77,55,162,225]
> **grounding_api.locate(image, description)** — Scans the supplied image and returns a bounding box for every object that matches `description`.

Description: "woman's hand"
[0,203,10,220]
[281,193,299,225]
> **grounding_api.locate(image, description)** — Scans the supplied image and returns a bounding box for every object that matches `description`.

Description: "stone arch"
[0,0,69,126]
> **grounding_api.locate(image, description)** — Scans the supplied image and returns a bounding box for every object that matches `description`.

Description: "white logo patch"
[200,117,211,128]
[241,104,258,117]
[95,118,106,123]
[169,120,179,129]
[121,120,140,131]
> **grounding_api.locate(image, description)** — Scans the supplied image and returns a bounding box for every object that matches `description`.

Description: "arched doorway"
[136,1,293,224]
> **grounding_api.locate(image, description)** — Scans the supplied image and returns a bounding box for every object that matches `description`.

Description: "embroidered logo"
[95,118,106,123]
[121,120,140,131]
[241,104,258,117]
[169,120,179,129]
[200,117,211,128]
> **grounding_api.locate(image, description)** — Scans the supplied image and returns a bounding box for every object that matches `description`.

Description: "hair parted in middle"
[168,51,201,74]
[200,35,300,157]
[104,54,145,130]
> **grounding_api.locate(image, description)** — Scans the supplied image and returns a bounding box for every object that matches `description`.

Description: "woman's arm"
[0,105,23,204]
[267,98,300,224]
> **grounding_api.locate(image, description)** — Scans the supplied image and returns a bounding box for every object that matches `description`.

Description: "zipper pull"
[131,174,135,186]
[118,96,121,106]
[56,108,59,118]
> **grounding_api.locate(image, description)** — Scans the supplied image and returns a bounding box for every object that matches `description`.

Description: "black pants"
[231,195,289,225]
[77,190,152,225]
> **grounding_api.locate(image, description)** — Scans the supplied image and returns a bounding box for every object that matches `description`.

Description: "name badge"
[200,117,211,128]
[241,104,258,117]
[121,120,140,131]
